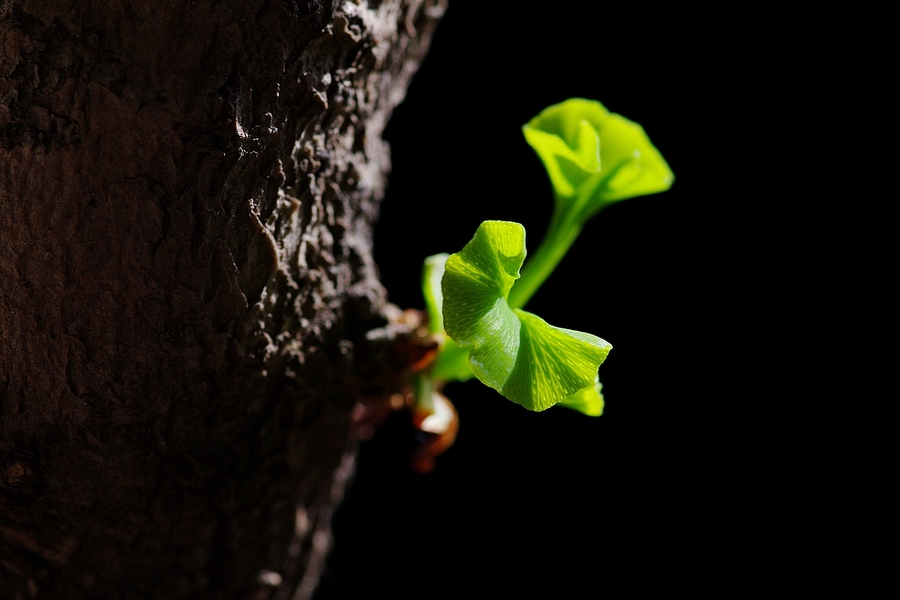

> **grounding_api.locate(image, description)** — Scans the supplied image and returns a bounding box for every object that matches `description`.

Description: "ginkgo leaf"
[422,253,449,335]
[520,121,600,198]
[422,253,475,382]
[509,98,676,310]
[431,340,475,382]
[558,375,605,417]
[442,221,611,412]
[523,98,674,219]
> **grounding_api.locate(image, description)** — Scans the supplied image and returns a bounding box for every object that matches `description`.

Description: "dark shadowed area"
[313,2,855,598]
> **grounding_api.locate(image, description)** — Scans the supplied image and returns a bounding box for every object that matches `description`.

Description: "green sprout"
[511,98,675,308]
[414,98,673,425]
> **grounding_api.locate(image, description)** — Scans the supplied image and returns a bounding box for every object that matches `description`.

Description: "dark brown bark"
[0,1,444,597]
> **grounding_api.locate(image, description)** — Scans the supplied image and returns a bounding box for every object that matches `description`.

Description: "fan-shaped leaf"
[558,375,605,417]
[422,253,475,382]
[523,98,674,219]
[442,221,611,411]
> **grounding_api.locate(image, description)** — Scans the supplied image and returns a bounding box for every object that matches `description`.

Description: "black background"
[313,3,874,598]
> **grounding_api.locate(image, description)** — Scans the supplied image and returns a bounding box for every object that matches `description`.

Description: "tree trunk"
[0,1,444,597]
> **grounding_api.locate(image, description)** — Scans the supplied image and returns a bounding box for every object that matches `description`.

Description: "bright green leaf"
[442,221,611,412]
[523,98,674,219]
[431,339,475,382]
[558,375,605,417]
[508,98,675,310]
[422,253,475,381]
[422,253,449,335]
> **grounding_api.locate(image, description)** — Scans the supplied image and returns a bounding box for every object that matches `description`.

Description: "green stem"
[508,201,583,310]
[415,372,435,414]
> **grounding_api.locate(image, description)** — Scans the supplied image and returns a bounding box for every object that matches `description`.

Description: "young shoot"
[511,98,675,308]
[403,98,673,469]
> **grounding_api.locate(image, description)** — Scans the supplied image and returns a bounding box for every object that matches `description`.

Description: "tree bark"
[0,1,444,597]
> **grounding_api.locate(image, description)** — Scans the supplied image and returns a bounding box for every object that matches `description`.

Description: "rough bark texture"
[0,1,445,597]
